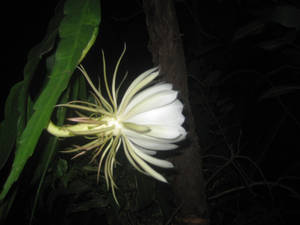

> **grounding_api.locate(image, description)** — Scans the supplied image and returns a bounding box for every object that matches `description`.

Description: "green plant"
[0,0,100,223]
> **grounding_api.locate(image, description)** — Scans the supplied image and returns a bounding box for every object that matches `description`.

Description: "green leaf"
[0,82,23,170]
[30,70,86,187]
[29,88,70,224]
[16,2,64,138]
[30,87,70,186]
[71,70,88,101]
[56,158,68,179]
[0,1,63,199]
[0,0,101,201]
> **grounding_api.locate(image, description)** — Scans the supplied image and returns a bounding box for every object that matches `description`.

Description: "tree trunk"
[143,0,209,224]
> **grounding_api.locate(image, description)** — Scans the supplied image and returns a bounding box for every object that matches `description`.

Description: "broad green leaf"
[16,2,64,139]
[0,0,101,201]
[0,1,63,199]
[0,82,23,170]
[30,87,70,186]
[30,68,86,186]
[29,72,88,223]
[72,70,88,101]
[30,87,70,224]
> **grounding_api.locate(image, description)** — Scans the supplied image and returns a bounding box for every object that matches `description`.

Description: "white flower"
[47,46,186,203]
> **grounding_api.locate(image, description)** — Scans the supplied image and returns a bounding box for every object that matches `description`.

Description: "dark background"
[1,0,300,225]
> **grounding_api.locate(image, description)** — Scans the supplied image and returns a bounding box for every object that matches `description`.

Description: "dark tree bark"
[143,0,209,224]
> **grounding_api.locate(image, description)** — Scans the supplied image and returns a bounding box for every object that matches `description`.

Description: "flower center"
[105,117,122,136]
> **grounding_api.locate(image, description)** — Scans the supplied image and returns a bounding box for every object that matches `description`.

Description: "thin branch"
[208,181,300,201]
[164,202,183,225]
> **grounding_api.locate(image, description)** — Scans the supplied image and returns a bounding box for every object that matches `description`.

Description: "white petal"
[123,83,172,115]
[124,137,168,183]
[123,90,178,120]
[146,125,187,139]
[118,67,159,114]
[125,100,184,126]
[126,132,179,150]
[125,125,186,145]
[139,148,157,155]
[125,67,159,95]
[131,141,174,168]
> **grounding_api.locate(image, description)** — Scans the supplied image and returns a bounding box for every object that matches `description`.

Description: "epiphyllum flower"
[47,47,186,203]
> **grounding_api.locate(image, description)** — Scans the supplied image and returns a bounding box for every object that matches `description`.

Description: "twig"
[164,202,183,225]
[208,181,300,201]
